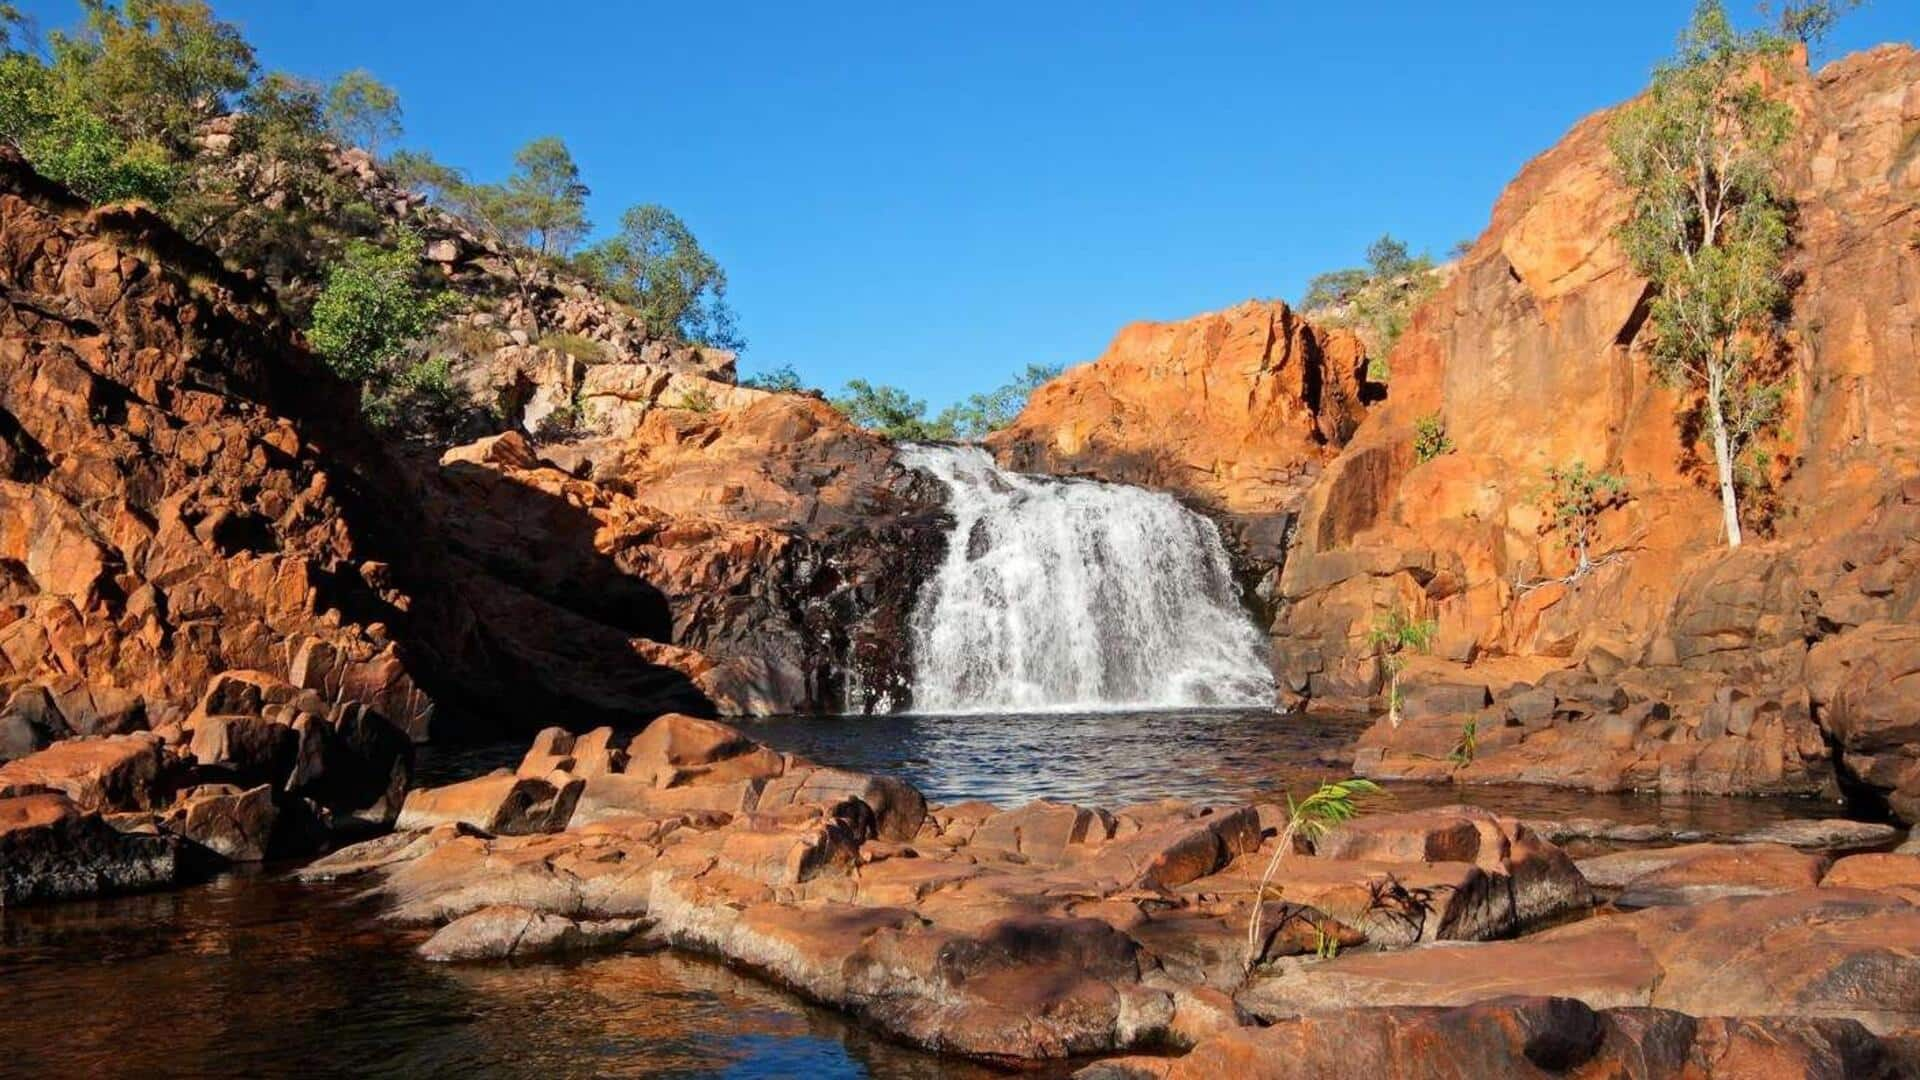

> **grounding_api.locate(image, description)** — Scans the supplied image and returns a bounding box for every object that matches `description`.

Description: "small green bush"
[308,230,450,383]
[671,384,717,413]
[1543,462,1628,575]
[1413,412,1453,463]
[537,331,608,363]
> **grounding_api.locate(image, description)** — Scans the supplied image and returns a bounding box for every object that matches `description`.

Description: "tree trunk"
[1706,373,1744,549]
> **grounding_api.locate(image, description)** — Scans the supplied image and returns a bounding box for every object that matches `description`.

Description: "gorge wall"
[998,46,1920,817]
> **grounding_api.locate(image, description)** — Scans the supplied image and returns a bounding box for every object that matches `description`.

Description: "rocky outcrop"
[0,137,952,787]
[990,300,1372,577]
[318,721,1920,1066]
[991,300,1372,515]
[1271,46,1920,720]
[417,400,946,717]
[990,47,1920,814]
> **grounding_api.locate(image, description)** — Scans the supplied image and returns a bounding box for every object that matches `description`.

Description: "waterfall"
[900,444,1277,713]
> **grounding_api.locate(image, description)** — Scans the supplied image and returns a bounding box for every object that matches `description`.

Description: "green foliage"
[1301,232,1439,377]
[308,230,450,383]
[48,0,255,153]
[1413,412,1453,463]
[536,331,608,363]
[1610,1,1797,548]
[830,365,1061,441]
[0,50,175,201]
[325,68,400,155]
[930,363,1061,439]
[1765,0,1865,49]
[831,379,951,440]
[577,203,739,349]
[385,147,464,203]
[362,354,460,436]
[1369,608,1438,726]
[503,135,588,258]
[1244,778,1381,968]
[671,384,717,413]
[1542,461,1628,574]
[739,363,806,393]
[1449,716,1479,767]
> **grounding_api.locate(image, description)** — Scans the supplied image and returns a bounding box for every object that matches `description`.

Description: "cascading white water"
[900,444,1277,713]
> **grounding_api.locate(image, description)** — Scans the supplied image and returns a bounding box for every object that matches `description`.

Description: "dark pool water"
[0,708,1857,1077]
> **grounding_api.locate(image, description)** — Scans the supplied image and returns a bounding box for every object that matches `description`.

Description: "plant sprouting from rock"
[1542,462,1628,577]
[1413,412,1454,463]
[1448,716,1479,767]
[1610,1,1797,549]
[1762,0,1865,52]
[1244,778,1381,970]
[1369,609,1437,728]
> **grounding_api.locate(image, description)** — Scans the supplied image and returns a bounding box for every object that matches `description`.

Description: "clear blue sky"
[18,2,1913,408]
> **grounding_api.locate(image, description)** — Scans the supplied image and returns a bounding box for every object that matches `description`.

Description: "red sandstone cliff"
[1000,46,1920,816]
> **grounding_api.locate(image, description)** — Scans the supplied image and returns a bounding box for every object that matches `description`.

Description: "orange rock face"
[990,300,1373,521]
[0,153,433,742]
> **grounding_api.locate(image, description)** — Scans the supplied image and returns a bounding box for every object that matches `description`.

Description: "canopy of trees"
[831,364,1061,441]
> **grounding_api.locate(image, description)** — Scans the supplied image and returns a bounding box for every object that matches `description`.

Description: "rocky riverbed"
[240,713,1920,1074]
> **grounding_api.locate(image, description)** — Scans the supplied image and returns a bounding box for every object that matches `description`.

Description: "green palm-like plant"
[1368,609,1438,728]
[1244,778,1381,970]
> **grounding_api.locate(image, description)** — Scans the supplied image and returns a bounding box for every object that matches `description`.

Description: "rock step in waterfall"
[900,444,1276,713]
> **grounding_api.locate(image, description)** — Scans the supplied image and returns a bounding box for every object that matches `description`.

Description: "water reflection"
[0,874,1004,1079]
[743,708,1847,837]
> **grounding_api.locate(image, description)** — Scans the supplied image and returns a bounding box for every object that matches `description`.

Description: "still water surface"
[0,709,1853,1078]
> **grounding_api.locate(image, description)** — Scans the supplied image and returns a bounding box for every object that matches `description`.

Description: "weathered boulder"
[1313,804,1591,927]
[393,771,581,836]
[160,783,280,862]
[0,734,168,811]
[0,792,177,905]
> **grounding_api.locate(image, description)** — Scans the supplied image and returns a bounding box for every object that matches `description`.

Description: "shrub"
[1368,608,1438,728]
[671,384,717,413]
[537,331,608,363]
[308,230,451,383]
[1413,412,1453,463]
[1542,462,1628,576]
[740,364,806,393]
[1244,778,1381,969]
[1301,233,1441,375]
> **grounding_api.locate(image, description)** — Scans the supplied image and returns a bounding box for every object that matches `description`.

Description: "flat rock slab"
[1576,843,1829,907]
[1079,997,1914,1079]
[1240,889,1920,1034]
[418,904,652,961]
[1734,819,1901,851]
